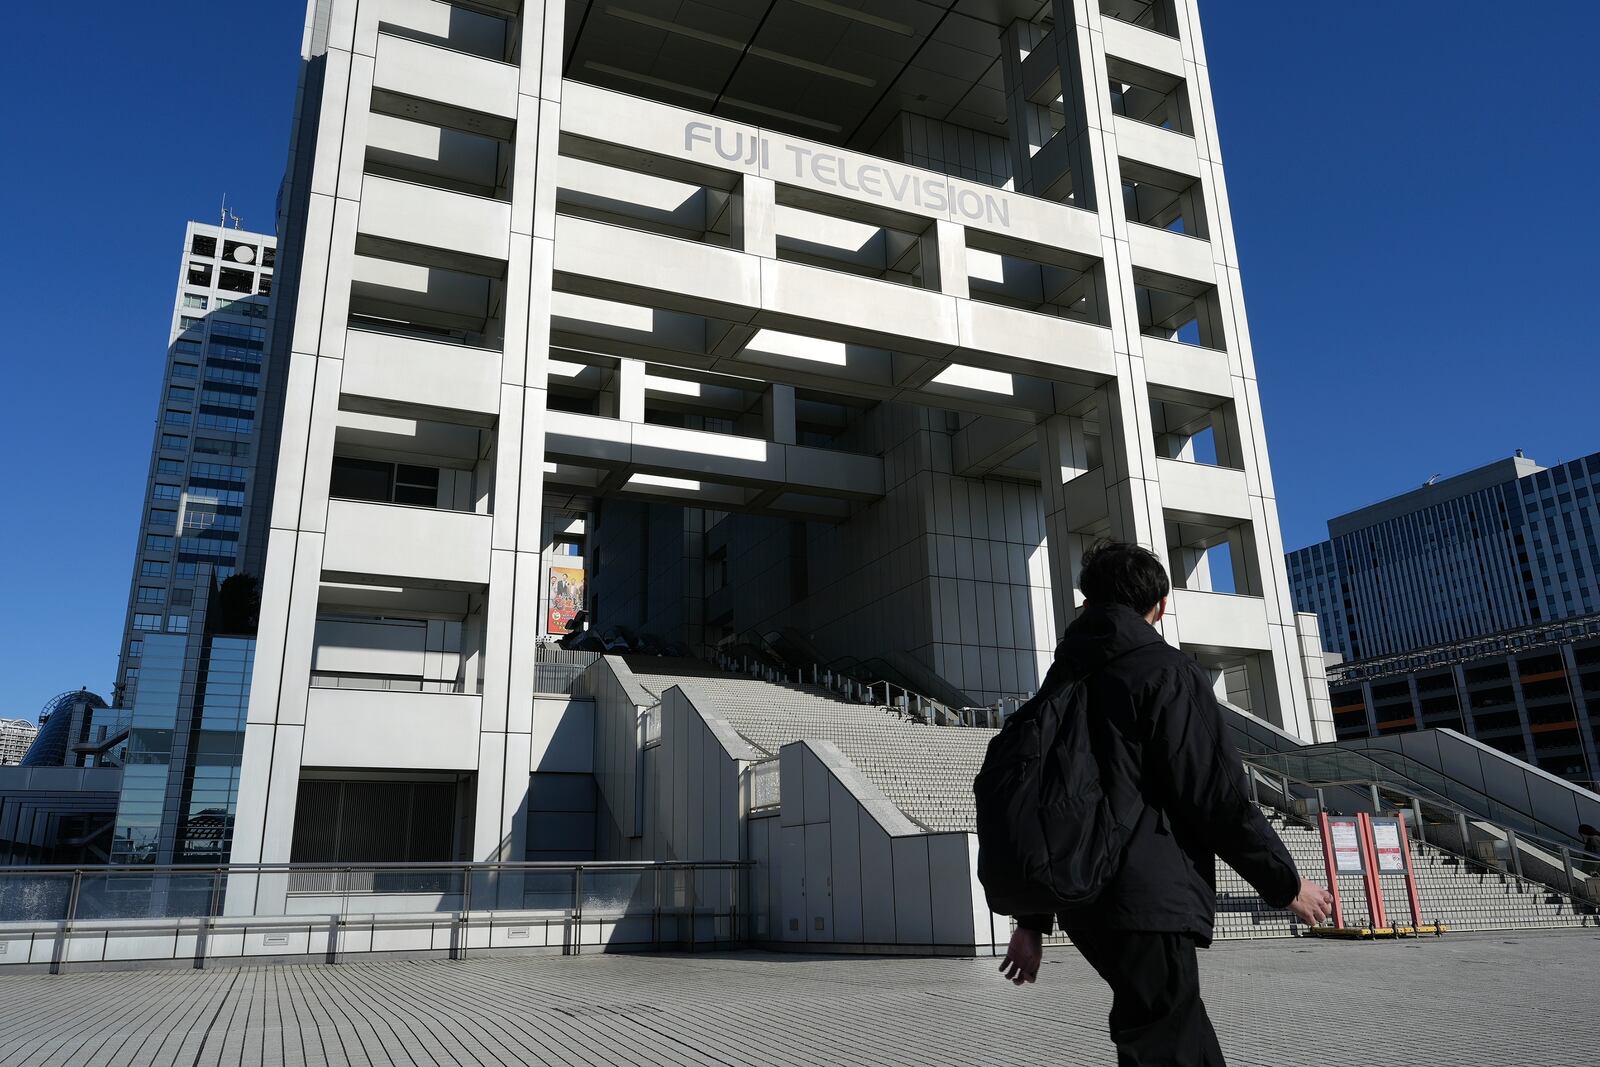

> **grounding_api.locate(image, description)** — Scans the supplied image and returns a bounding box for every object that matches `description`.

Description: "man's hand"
[999,927,1043,986]
[1287,878,1335,926]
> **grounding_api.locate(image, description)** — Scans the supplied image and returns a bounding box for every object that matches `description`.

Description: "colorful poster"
[1330,820,1363,873]
[1372,819,1407,874]
[547,565,585,635]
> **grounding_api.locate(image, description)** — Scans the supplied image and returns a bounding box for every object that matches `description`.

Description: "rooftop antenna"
[1425,474,1440,486]
[219,193,242,231]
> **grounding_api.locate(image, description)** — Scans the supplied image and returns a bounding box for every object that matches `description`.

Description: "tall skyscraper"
[100,221,280,866]
[1289,451,1600,662]
[113,221,277,708]
[228,0,1330,912]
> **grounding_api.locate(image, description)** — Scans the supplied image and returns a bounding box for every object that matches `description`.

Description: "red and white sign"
[1372,820,1407,874]
[1330,820,1364,873]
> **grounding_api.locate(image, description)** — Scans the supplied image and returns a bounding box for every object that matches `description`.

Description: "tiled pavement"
[1,933,1596,1066]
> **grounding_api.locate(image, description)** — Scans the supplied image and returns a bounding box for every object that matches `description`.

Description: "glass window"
[194,437,250,458]
[137,586,165,604]
[164,409,192,427]
[167,615,190,634]
[160,433,188,450]
[180,315,205,333]
[329,456,393,503]
[128,639,143,658]
[172,363,199,381]
[157,459,185,476]
[186,263,212,287]
[168,386,195,404]
[182,294,209,310]
[191,234,217,257]
[199,388,257,410]
[192,462,248,482]
[132,613,163,631]
[394,464,440,506]
[149,508,177,529]
[196,412,253,433]
[176,562,199,580]
[222,240,259,265]
[140,561,170,578]
[123,668,140,685]
[173,339,203,357]
[152,484,182,501]
[211,321,265,342]
[218,267,254,294]
[208,341,263,364]
[144,535,173,553]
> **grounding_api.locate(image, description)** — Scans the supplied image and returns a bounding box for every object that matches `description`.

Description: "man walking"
[996,541,1333,1064]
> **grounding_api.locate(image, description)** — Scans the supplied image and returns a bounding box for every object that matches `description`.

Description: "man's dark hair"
[1078,540,1170,614]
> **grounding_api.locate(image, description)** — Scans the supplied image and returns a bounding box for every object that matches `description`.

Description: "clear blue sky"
[0,3,1596,719]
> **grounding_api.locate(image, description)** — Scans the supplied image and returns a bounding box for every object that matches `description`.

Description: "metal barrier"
[0,859,750,972]
[710,650,1023,727]
[533,648,602,695]
[1241,759,1600,913]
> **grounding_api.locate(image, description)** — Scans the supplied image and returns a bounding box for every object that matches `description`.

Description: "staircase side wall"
[772,739,1005,953]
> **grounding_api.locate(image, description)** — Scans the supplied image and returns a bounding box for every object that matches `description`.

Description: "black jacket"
[1018,603,1299,945]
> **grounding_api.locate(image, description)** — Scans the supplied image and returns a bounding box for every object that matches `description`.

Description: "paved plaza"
[1,933,1596,1066]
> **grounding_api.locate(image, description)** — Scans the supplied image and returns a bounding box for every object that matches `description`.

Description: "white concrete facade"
[231,0,1329,912]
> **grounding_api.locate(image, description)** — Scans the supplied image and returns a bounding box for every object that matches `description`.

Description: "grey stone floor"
[1,932,1597,1066]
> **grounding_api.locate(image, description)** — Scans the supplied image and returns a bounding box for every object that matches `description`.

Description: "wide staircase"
[624,657,1596,939]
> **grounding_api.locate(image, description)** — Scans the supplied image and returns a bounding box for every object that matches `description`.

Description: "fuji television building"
[225,0,1335,949]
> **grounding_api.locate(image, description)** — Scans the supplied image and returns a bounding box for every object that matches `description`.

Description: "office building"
[87,221,280,866]
[107,583,256,866]
[1325,613,1600,788]
[17,690,110,768]
[1290,451,1600,661]
[0,721,36,767]
[226,0,1331,913]
[113,221,276,709]
[3,692,119,866]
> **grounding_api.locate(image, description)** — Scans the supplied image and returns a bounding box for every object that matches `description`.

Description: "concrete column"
[1037,414,1096,634]
[764,383,797,445]
[1506,654,1538,761]
[734,174,777,258]
[1452,665,1476,738]
[1561,644,1600,784]
[925,220,969,298]
[618,359,646,424]
[469,0,566,870]
[1000,21,1040,194]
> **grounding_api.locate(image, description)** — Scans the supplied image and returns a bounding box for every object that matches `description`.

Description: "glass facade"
[114,222,274,709]
[1291,452,1600,663]
[1328,617,1600,789]
[108,634,254,865]
[177,637,252,863]
[110,635,185,864]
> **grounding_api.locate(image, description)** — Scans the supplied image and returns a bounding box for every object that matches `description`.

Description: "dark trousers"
[1067,927,1225,1066]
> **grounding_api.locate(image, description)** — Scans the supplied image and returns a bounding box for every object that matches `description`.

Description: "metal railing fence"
[0,859,751,971]
[533,647,602,695]
[1241,759,1600,911]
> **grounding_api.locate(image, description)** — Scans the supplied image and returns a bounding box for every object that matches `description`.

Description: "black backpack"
[973,662,1137,917]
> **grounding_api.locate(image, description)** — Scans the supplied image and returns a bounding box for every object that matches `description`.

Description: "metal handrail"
[1241,759,1600,908]
[1247,741,1591,852]
[0,858,752,973]
[710,649,1022,727]
[0,859,748,875]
